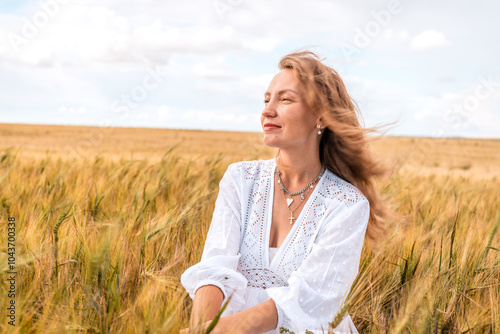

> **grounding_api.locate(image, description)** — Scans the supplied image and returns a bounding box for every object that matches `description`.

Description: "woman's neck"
[275,148,322,192]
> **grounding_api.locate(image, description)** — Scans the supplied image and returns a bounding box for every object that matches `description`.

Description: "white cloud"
[413,96,449,121]
[410,30,452,50]
[181,109,248,125]
[193,56,236,79]
[354,60,367,67]
[0,3,246,67]
[242,74,276,91]
[468,107,500,136]
[58,106,88,114]
[157,105,170,120]
[398,30,409,41]
[135,112,149,119]
[242,37,281,52]
[382,29,409,43]
[225,0,353,39]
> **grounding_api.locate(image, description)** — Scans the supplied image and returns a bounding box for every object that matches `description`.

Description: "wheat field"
[0,123,499,333]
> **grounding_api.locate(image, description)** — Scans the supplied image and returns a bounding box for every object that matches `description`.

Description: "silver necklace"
[277,180,314,224]
[275,165,325,202]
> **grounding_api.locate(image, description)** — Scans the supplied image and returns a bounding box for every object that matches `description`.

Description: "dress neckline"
[265,158,327,267]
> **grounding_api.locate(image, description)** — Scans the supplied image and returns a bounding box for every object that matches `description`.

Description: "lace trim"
[240,268,288,289]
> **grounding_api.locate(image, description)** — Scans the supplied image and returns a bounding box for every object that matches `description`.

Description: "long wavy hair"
[279,50,389,242]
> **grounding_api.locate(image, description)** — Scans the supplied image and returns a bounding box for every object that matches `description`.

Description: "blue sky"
[0,0,499,137]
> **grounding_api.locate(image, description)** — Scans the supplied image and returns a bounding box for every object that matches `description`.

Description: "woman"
[181,50,387,333]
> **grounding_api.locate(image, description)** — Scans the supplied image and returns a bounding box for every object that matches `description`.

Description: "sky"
[0,0,499,138]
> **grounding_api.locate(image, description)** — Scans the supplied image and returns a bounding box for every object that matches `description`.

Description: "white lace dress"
[181,158,370,334]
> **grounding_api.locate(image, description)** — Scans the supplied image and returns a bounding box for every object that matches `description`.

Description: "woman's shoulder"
[321,168,369,210]
[226,158,275,180]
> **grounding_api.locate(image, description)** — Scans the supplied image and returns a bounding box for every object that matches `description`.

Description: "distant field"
[0,123,499,178]
[0,123,499,333]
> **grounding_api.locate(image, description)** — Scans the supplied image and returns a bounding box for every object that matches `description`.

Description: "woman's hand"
[180,320,211,334]
[180,318,230,334]
[180,316,245,334]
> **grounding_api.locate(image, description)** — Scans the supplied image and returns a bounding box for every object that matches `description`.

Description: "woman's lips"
[263,123,281,131]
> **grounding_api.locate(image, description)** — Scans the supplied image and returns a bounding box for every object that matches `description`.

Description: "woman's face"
[261,69,319,149]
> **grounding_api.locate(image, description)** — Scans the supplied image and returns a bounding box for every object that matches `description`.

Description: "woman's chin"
[262,135,281,148]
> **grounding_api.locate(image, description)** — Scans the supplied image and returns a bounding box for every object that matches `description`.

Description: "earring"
[317,124,322,135]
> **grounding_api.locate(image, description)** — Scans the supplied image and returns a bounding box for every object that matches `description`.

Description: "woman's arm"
[185,289,277,334]
[213,298,278,334]
[181,164,247,310]
[190,285,224,328]
[181,165,249,333]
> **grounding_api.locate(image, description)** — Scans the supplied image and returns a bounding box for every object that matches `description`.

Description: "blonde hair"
[279,50,388,242]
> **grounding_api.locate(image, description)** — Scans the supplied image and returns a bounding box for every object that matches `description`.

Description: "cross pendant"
[288,211,295,224]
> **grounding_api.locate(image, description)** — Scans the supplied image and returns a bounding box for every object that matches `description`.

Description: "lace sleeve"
[267,197,370,332]
[180,165,248,314]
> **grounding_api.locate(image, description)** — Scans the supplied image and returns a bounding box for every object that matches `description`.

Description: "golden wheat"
[0,124,499,333]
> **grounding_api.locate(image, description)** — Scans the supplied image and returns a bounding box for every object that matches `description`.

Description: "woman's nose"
[262,100,277,118]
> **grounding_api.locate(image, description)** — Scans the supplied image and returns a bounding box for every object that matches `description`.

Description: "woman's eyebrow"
[264,89,299,96]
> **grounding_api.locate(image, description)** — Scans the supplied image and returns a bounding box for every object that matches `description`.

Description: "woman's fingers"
[180,321,212,334]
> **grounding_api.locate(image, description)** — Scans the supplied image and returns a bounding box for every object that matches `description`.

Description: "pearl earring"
[317,124,322,135]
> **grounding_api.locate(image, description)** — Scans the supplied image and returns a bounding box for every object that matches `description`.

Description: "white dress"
[181,158,370,334]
